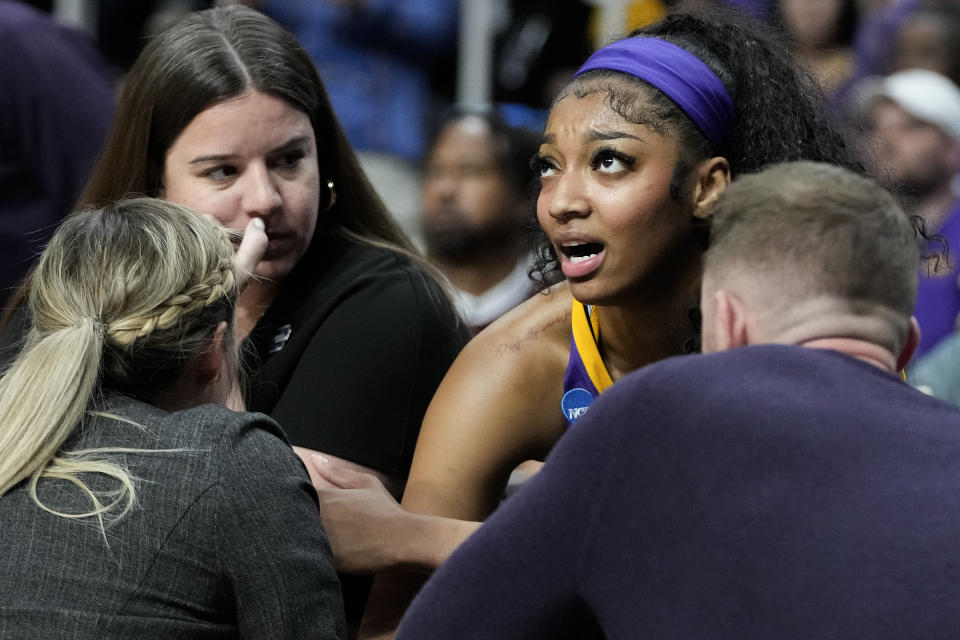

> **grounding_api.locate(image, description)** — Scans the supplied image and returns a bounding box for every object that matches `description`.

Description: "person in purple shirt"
[394,161,960,639]
[857,68,960,359]
[0,0,115,297]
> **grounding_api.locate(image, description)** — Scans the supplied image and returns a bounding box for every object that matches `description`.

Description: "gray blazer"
[0,393,345,639]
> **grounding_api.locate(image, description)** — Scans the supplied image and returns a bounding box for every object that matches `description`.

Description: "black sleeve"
[215,415,347,639]
[261,261,467,475]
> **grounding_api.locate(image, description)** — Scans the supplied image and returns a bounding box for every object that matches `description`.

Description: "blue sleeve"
[263,0,458,59]
[340,0,459,57]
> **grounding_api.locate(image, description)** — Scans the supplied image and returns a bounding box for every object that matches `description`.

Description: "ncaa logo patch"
[561,387,594,424]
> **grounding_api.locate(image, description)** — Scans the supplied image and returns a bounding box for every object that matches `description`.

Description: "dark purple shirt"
[0,0,114,297]
[399,345,960,639]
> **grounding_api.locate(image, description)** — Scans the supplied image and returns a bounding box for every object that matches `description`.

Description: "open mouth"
[559,241,605,263]
[558,241,606,278]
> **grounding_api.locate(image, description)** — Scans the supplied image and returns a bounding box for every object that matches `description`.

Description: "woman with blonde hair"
[0,198,344,639]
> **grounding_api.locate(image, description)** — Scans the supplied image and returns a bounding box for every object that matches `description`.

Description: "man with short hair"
[395,162,960,639]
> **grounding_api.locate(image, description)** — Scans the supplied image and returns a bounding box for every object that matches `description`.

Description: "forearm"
[295,448,476,574]
[358,516,480,638]
[396,512,481,572]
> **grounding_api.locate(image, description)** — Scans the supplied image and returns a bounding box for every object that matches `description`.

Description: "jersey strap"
[572,302,614,394]
[561,301,614,424]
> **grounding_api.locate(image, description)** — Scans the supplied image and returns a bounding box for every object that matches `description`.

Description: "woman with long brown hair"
[78,5,466,485]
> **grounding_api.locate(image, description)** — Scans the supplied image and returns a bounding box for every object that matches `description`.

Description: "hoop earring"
[321,179,337,213]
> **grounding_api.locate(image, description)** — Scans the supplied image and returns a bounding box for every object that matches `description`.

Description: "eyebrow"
[538,129,643,148]
[585,128,642,142]
[188,135,312,164]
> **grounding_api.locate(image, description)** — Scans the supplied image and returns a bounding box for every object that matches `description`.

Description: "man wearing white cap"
[861,68,960,361]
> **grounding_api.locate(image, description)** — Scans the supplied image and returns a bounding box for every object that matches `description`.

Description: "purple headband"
[573,37,735,152]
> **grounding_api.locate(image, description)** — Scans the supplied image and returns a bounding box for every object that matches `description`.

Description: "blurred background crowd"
[5,0,960,396]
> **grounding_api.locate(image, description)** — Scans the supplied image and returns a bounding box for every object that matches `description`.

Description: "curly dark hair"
[527,6,860,292]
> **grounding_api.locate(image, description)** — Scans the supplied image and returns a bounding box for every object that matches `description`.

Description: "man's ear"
[692,156,731,221]
[713,289,750,352]
[896,316,921,372]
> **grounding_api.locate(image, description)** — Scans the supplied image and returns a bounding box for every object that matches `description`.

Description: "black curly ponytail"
[638,7,859,175]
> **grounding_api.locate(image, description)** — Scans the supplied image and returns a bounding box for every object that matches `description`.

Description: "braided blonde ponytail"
[107,256,236,346]
[0,198,237,522]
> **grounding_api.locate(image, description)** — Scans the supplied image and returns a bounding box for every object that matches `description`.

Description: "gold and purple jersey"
[561,301,613,424]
